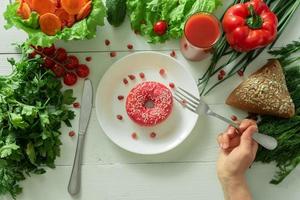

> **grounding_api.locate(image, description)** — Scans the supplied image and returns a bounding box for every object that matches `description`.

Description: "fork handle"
[206,110,277,150]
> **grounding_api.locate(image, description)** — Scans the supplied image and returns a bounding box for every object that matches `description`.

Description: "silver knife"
[68,79,93,195]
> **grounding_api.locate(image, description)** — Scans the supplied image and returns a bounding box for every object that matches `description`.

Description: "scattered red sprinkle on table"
[218,74,224,80]
[127,44,133,50]
[170,50,176,57]
[169,82,175,89]
[237,70,244,77]
[117,115,123,120]
[123,78,128,85]
[131,132,138,140]
[220,69,226,76]
[159,69,166,76]
[184,43,188,49]
[231,115,238,121]
[105,39,110,46]
[73,102,80,108]
[85,56,92,62]
[139,72,145,79]
[128,74,136,80]
[117,95,124,100]
[150,132,157,139]
[110,51,116,57]
[69,131,75,137]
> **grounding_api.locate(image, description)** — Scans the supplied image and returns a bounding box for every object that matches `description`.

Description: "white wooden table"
[1,1,300,200]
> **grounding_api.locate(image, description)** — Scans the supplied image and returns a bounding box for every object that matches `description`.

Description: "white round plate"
[95,52,199,154]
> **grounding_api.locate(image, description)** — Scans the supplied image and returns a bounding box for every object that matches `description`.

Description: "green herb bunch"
[0,49,76,198]
[255,40,300,184]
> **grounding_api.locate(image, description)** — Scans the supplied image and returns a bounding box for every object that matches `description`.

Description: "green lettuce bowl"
[4,0,106,47]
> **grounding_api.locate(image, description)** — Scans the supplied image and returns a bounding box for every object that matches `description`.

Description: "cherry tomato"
[43,57,55,69]
[65,55,79,69]
[64,72,78,86]
[76,64,90,78]
[52,64,65,77]
[55,48,68,62]
[153,20,168,36]
[43,45,56,56]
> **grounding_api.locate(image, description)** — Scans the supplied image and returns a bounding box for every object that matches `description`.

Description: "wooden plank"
[1,163,299,200]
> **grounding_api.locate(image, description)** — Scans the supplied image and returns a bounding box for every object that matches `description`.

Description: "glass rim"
[183,12,222,49]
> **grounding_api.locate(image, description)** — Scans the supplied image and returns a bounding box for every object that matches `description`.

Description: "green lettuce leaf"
[127,0,221,43]
[4,0,106,47]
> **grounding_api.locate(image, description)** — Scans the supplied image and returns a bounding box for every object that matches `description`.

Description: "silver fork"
[174,87,278,150]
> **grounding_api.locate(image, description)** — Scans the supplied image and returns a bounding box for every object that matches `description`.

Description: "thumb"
[240,125,257,147]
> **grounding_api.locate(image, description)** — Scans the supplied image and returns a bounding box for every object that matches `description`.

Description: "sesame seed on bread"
[226,59,295,118]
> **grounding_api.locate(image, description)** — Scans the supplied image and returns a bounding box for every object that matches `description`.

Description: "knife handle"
[68,134,85,195]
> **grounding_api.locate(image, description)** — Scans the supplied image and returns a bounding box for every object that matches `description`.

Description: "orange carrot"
[39,13,62,36]
[17,2,31,19]
[61,0,86,15]
[55,8,75,28]
[76,1,91,21]
[32,0,56,15]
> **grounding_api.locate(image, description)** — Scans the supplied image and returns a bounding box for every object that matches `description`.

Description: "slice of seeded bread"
[226,59,295,118]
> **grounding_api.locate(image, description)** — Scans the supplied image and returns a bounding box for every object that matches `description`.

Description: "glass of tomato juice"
[180,12,221,61]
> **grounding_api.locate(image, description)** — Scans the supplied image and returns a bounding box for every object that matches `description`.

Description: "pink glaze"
[126,82,173,126]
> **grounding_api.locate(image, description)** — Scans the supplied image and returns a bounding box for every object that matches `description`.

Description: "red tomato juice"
[184,13,221,48]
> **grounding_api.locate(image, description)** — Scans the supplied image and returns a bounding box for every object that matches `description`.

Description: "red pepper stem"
[246,5,263,29]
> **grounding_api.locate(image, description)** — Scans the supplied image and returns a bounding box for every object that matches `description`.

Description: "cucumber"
[106,0,127,27]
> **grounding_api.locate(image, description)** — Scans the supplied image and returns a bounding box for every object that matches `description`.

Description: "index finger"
[239,119,257,133]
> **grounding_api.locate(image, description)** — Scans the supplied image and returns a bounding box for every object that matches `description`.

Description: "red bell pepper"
[222,0,278,52]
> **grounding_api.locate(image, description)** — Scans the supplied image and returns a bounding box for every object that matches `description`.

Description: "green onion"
[198,0,300,96]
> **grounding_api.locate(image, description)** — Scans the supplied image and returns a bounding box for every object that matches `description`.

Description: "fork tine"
[175,89,199,107]
[178,87,200,103]
[174,93,198,110]
[174,93,197,114]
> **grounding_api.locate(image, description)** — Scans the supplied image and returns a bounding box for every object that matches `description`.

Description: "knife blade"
[79,79,93,134]
[68,79,93,196]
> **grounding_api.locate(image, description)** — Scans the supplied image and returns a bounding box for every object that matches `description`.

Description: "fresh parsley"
[0,48,76,198]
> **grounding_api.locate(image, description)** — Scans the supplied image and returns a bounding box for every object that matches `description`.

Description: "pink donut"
[126,81,173,126]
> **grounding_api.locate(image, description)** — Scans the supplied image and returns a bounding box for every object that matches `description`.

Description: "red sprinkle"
[117,115,123,120]
[117,95,124,100]
[127,44,133,50]
[85,56,92,62]
[73,102,80,108]
[220,69,226,76]
[110,51,117,57]
[68,131,75,137]
[159,69,166,76]
[131,132,138,140]
[218,74,224,80]
[181,99,187,106]
[169,82,175,89]
[105,39,110,46]
[170,50,176,57]
[139,72,145,79]
[123,78,128,85]
[184,43,188,49]
[128,74,136,80]
[237,70,244,77]
[150,132,157,139]
[231,115,238,121]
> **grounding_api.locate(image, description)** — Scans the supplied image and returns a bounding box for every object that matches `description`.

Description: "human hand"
[217,119,258,183]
